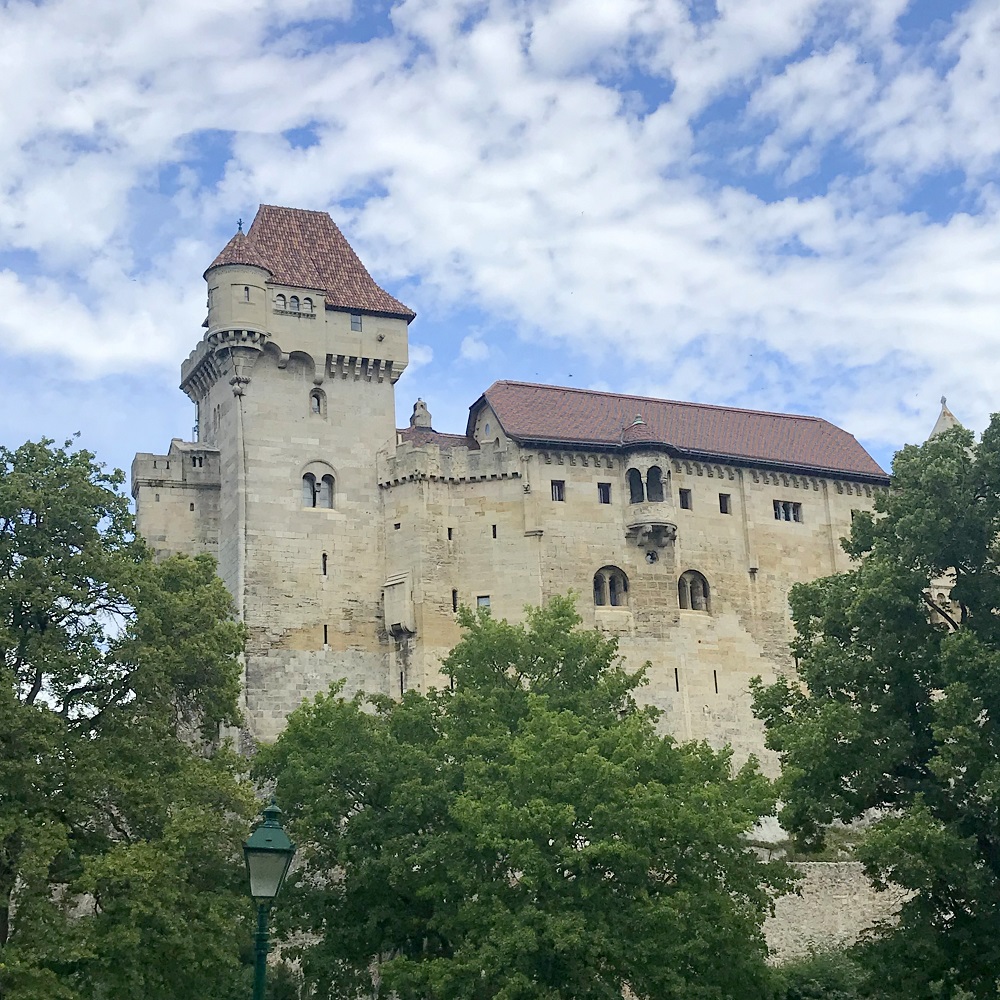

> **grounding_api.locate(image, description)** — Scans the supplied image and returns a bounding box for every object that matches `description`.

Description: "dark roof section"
[206,205,416,321]
[399,426,479,451]
[473,381,888,482]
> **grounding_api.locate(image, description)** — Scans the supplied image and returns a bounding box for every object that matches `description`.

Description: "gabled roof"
[206,205,415,321]
[472,381,888,482]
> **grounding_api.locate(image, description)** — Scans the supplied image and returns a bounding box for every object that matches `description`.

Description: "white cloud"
[459,334,491,361]
[0,0,998,467]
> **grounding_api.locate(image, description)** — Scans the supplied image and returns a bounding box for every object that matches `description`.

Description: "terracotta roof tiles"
[475,381,887,482]
[207,205,415,321]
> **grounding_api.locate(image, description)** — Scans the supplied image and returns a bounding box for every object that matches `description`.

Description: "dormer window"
[275,294,286,310]
[351,313,362,332]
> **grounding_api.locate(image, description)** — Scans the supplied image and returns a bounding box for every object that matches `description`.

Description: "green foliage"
[0,439,255,999]
[752,424,1000,998]
[259,595,792,1000]
[770,948,877,1000]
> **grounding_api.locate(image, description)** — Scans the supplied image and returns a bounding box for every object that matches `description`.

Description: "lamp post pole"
[253,903,270,1000]
[243,800,296,1000]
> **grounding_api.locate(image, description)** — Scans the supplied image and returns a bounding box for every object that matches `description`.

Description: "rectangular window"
[452,589,458,612]
[350,313,362,331]
[447,527,453,540]
[598,482,611,504]
[773,500,802,522]
[719,493,731,514]
[492,524,497,539]
[679,488,692,510]
[477,595,491,608]
[551,480,565,502]
[394,522,401,530]
[189,502,195,511]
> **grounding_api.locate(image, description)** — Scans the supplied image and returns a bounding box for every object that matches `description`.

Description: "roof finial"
[941,395,947,406]
[237,217,243,233]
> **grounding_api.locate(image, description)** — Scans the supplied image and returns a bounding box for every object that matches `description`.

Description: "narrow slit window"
[674,667,680,692]
[447,527,453,541]
[323,624,329,645]
[189,502,195,511]
[452,589,458,612]
[244,286,250,301]
[492,524,497,539]
[322,553,328,576]
[713,669,719,694]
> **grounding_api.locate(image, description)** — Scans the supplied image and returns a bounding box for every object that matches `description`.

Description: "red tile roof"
[206,206,415,321]
[474,381,888,481]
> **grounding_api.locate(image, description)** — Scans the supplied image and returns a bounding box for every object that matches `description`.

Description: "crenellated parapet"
[378,438,521,488]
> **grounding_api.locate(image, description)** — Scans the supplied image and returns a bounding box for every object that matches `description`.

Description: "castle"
[131,204,889,764]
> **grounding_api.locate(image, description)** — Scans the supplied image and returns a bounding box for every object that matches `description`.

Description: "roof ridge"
[489,380,822,423]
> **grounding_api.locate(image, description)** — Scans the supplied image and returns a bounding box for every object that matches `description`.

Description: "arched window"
[627,468,644,504]
[302,297,313,312]
[594,566,629,607]
[319,475,334,509]
[290,295,300,312]
[310,388,326,416]
[302,473,318,508]
[275,294,286,310]
[646,466,665,502]
[678,570,710,612]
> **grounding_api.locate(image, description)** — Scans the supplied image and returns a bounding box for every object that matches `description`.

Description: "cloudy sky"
[1,0,997,478]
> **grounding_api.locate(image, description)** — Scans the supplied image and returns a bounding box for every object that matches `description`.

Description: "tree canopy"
[258,596,791,1000]
[752,422,1000,999]
[0,439,255,1000]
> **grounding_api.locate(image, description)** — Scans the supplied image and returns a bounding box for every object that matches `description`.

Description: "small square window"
[477,595,491,608]
[551,480,565,502]
[350,313,362,331]
[598,482,611,504]
[394,522,401,530]
[719,493,731,514]
[679,489,692,510]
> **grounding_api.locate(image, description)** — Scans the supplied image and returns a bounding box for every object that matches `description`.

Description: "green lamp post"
[243,800,296,1000]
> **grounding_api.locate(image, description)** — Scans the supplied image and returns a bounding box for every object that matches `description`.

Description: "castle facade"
[132,205,888,761]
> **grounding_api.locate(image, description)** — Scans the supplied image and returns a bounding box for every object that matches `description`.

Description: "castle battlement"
[379,437,521,488]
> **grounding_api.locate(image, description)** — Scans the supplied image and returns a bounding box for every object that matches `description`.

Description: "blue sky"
[1,0,998,479]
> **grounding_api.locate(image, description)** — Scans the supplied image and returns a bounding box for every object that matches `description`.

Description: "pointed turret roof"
[206,229,272,272]
[929,396,963,439]
[205,205,415,321]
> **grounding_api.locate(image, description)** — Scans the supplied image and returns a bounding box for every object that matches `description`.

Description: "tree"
[0,438,255,999]
[752,422,1000,999]
[258,596,791,1000]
